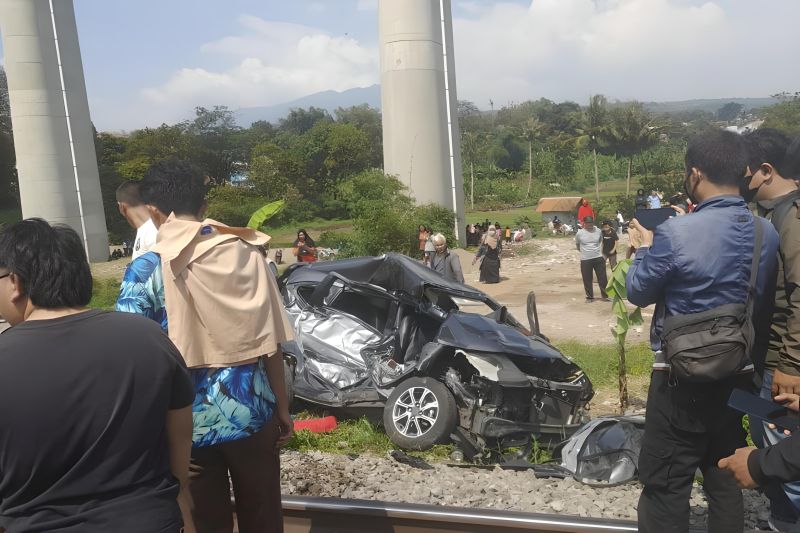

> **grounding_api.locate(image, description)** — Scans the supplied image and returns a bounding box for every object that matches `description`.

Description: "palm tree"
[606,102,661,197]
[519,118,545,199]
[576,95,608,201]
[461,131,485,210]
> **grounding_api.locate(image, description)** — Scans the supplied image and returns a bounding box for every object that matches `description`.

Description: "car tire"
[283,359,295,409]
[383,377,457,451]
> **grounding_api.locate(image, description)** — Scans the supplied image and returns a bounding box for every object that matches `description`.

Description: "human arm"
[575,231,581,251]
[775,214,800,394]
[264,347,294,448]
[450,254,464,284]
[624,220,674,308]
[166,406,195,533]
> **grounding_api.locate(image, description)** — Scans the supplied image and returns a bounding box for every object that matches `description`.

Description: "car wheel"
[383,377,457,451]
[283,359,295,409]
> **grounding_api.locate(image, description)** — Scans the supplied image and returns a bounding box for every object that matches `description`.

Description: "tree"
[762,96,800,135]
[278,106,332,135]
[519,118,545,199]
[576,95,609,201]
[716,102,744,122]
[334,104,383,167]
[461,131,487,209]
[606,103,661,196]
[186,106,243,185]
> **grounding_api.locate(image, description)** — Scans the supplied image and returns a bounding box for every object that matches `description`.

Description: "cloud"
[452,0,800,107]
[139,15,378,125]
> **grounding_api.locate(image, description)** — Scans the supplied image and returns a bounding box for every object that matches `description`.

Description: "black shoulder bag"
[660,219,763,383]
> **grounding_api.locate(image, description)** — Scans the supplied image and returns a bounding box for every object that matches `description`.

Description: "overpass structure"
[0,0,466,255]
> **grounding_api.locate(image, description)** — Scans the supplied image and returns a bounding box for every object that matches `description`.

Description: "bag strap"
[746,217,763,312]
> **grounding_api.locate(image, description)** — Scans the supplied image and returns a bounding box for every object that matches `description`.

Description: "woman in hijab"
[577,198,595,226]
[472,225,501,283]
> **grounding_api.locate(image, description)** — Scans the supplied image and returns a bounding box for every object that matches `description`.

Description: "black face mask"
[740,174,762,203]
[683,174,699,205]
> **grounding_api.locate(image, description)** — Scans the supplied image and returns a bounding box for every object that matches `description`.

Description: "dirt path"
[451,236,653,345]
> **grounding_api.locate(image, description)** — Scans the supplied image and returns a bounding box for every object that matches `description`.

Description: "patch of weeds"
[89,278,120,310]
[556,341,652,389]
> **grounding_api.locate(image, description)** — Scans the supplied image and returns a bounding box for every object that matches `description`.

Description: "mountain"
[234,86,779,126]
[234,85,381,126]
[641,97,779,115]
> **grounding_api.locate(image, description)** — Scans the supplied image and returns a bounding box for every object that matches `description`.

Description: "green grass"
[89,277,120,310]
[465,206,541,229]
[285,415,455,461]
[554,341,653,388]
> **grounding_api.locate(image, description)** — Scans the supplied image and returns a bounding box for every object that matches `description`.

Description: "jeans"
[750,369,800,527]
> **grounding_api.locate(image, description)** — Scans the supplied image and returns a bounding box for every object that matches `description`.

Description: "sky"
[2,0,798,131]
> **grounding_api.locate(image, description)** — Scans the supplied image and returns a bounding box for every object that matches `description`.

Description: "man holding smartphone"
[626,130,779,533]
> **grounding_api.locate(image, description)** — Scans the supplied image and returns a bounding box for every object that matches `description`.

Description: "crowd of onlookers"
[7,127,800,532]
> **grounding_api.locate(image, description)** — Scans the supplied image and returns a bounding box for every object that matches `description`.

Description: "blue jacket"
[626,195,778,361]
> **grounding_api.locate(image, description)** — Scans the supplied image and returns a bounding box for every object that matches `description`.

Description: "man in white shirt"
[116,181,158,260]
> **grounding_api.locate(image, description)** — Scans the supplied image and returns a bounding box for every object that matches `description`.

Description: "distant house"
[536,196,582,226]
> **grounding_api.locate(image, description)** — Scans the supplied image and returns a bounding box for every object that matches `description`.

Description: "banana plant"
[605,259,643,412]
[247,199,285,231]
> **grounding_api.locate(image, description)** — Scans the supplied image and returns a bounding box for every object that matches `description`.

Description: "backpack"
[660,219,763,383]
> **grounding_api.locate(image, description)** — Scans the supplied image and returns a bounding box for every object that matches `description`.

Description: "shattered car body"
[279,253,594,456]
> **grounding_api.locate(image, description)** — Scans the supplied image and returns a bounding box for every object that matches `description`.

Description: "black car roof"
[284,253,489,301]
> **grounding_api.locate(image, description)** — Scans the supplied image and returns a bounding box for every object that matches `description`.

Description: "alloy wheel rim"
[392,386,440,437]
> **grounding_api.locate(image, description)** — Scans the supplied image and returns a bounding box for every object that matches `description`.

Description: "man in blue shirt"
[647,190,662,209]
[626,130,779,533]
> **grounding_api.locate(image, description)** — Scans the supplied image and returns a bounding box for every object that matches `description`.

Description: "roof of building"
[535,197,583,213]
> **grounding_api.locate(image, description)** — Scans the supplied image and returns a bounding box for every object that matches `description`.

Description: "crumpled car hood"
[436,312,565,360]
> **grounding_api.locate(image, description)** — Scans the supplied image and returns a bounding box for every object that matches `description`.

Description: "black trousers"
[638,371,752,533]
[580,257,608,299]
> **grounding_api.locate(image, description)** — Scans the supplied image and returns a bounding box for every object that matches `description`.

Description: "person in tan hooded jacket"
[118,159,294,533]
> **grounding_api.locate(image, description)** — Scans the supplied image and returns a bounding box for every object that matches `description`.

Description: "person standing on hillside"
[429,233,464,283]
[575,216,608,302]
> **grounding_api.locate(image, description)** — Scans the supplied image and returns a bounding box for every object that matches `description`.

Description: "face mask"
[740,174,762,203]
[683,174,699,205]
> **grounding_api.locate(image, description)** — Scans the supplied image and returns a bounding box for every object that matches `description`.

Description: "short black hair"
[583,216,594,224]
[744,128,791,174]
[783,137,800,180]
[0,218,92,308]
[138,159,207,216]
[115,180,143,206]
[685,130,748,187]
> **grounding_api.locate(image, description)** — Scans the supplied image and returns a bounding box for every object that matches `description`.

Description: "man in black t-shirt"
[0,219,195,533]
[601,220,620,269]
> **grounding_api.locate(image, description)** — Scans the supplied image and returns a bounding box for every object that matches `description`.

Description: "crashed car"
[278,253,594,457]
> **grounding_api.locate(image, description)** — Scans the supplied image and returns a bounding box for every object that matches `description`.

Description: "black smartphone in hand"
[728,388,800,432]
[634,208,676,231]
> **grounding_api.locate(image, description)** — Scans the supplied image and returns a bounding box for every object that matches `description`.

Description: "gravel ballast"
[281,450,771,530]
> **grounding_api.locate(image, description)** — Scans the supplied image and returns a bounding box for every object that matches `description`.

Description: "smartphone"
[634,208,676,230]
[728,388,800,432]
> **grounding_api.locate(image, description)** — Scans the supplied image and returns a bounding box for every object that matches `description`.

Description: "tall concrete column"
[379,0,465,244]
[0,0,108,261]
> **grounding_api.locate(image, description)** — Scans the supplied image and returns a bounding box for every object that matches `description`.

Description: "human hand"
[671,205,686,216]
[718,447,758,489]
[275,408,294,448]
[774,392,800,413]
[772,370,800,397]
[628,219,654,248]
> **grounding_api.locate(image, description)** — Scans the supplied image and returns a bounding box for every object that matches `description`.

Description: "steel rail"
[281,495,639,533]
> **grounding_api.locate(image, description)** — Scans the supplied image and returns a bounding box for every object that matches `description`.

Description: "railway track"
[282,495,639,533]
